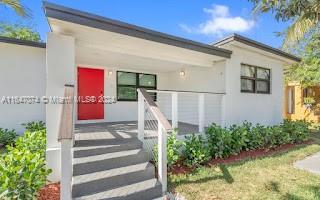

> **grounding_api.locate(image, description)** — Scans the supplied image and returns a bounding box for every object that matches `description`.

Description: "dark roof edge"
[213,34,301,62]
[0,36,46,48]
[43,1,232,58]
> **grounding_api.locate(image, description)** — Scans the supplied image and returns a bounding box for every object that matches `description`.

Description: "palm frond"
[0,0,31,17]
[283,17,317,49]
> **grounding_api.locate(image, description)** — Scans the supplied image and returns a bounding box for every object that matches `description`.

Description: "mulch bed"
[38,182,60,200]
[170,140,313,175]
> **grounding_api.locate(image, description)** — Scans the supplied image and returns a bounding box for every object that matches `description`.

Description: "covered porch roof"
[43,2,231,71]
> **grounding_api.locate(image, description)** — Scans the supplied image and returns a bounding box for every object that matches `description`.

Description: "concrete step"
[74,178,162,200]
[72,162,155,197]
[74,137,141,147]
[73,149,149,176]
[73,141,142,158]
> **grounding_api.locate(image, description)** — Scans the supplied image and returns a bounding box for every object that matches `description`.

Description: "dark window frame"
[241,63,271,94]
[116,71,157,101]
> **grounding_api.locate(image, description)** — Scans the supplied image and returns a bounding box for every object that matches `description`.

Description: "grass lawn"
[169,132,320,200]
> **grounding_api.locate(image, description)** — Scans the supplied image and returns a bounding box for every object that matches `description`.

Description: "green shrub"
[0,129,50,199]
[183,134,210,167]
[229,124,249,154]
[0,148,51,199]
[263,125,289,147]
[153,130,182,168]
[157,120,311,169]
[246,124,264,150]
[14,130,46,157]
[281,120,310,143]
[0,128,17,146]
[206,120,311,159]
[22,121,46,132]
[206,124,233,158]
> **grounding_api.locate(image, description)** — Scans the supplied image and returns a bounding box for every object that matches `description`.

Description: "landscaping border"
[169,139,313,175]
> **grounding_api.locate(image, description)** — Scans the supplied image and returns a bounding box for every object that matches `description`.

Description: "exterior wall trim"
[0,36,46,48]
[213,34,301,62]
[43,2,232,58]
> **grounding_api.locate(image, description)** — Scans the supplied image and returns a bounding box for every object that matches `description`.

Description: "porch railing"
[138,88,172,195]
[58,84,75,200]
[148,89,224,136]
[138,88,224,195]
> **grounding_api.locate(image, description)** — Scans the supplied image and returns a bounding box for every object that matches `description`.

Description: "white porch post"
[60,139,72,200]
[158,122,167,195]
[138,91,144,142]
[171,92,178,130]
[198,93,205,133]
[46,33,75,182]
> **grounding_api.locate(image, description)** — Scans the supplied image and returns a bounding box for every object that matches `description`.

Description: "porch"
[75,121,199,141]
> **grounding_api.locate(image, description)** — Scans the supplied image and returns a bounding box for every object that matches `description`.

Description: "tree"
[249,0,320,48]
[285,32,320,87]
[0,0,30,17]
[0,23,41,42]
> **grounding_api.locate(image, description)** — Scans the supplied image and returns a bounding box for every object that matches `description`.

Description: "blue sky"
[1,0,290,48]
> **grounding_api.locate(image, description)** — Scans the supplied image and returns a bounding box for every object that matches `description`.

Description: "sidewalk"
[294,152,320,175]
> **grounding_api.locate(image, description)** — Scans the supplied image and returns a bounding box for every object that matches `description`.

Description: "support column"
[138,91,144,142]
[171,92,178,130]
[198,93,205,133]
[46,33,75,182]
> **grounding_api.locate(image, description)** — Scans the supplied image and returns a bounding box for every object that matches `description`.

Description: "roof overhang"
[0,36,46,48]
[213,34,301,63]
[43,2,232,58]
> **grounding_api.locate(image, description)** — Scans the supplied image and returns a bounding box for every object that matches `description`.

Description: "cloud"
[181,4,255,36]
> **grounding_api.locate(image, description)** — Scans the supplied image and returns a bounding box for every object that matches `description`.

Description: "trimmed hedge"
[158,120,311,168]
[206,120,310,160]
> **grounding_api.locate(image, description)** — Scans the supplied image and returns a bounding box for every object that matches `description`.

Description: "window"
[241,64,271,94]
[117,71,156,101]
[303,88,313,99]
[287,87,295,114]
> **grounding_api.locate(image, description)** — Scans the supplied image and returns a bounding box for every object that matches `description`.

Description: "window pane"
[139,74,156,87]
[117,72,136,85]
[117,86,136,100]
[241,65,255,77]
[288,87,295,114]
[257,81,269,93]
[241,79,254,92]
[257,68,270,80]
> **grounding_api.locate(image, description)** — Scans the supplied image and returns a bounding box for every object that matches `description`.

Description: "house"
[0,2,301,199]
[284,82,320,122]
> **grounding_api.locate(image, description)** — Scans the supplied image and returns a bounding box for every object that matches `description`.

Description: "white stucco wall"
[222,45,284,126]
[157,64,225,125]
[0,42,46,133]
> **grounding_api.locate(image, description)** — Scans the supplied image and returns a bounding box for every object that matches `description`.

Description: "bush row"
[0,121,46,146]
[0,121,50,199]
[155,120,310,168]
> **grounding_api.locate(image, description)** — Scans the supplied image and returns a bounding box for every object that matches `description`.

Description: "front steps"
[72,127,162,200]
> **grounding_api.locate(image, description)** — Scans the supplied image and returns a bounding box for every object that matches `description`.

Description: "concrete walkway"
[294,152,320,175]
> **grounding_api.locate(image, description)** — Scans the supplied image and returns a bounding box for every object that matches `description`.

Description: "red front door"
[78,67,104,120]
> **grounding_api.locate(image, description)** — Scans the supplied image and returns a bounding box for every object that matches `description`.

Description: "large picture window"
[241,64,271,94]
[117,71,157,101]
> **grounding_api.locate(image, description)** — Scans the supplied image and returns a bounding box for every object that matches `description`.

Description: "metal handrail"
[146,89,226,95]
[138,88,172,132]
